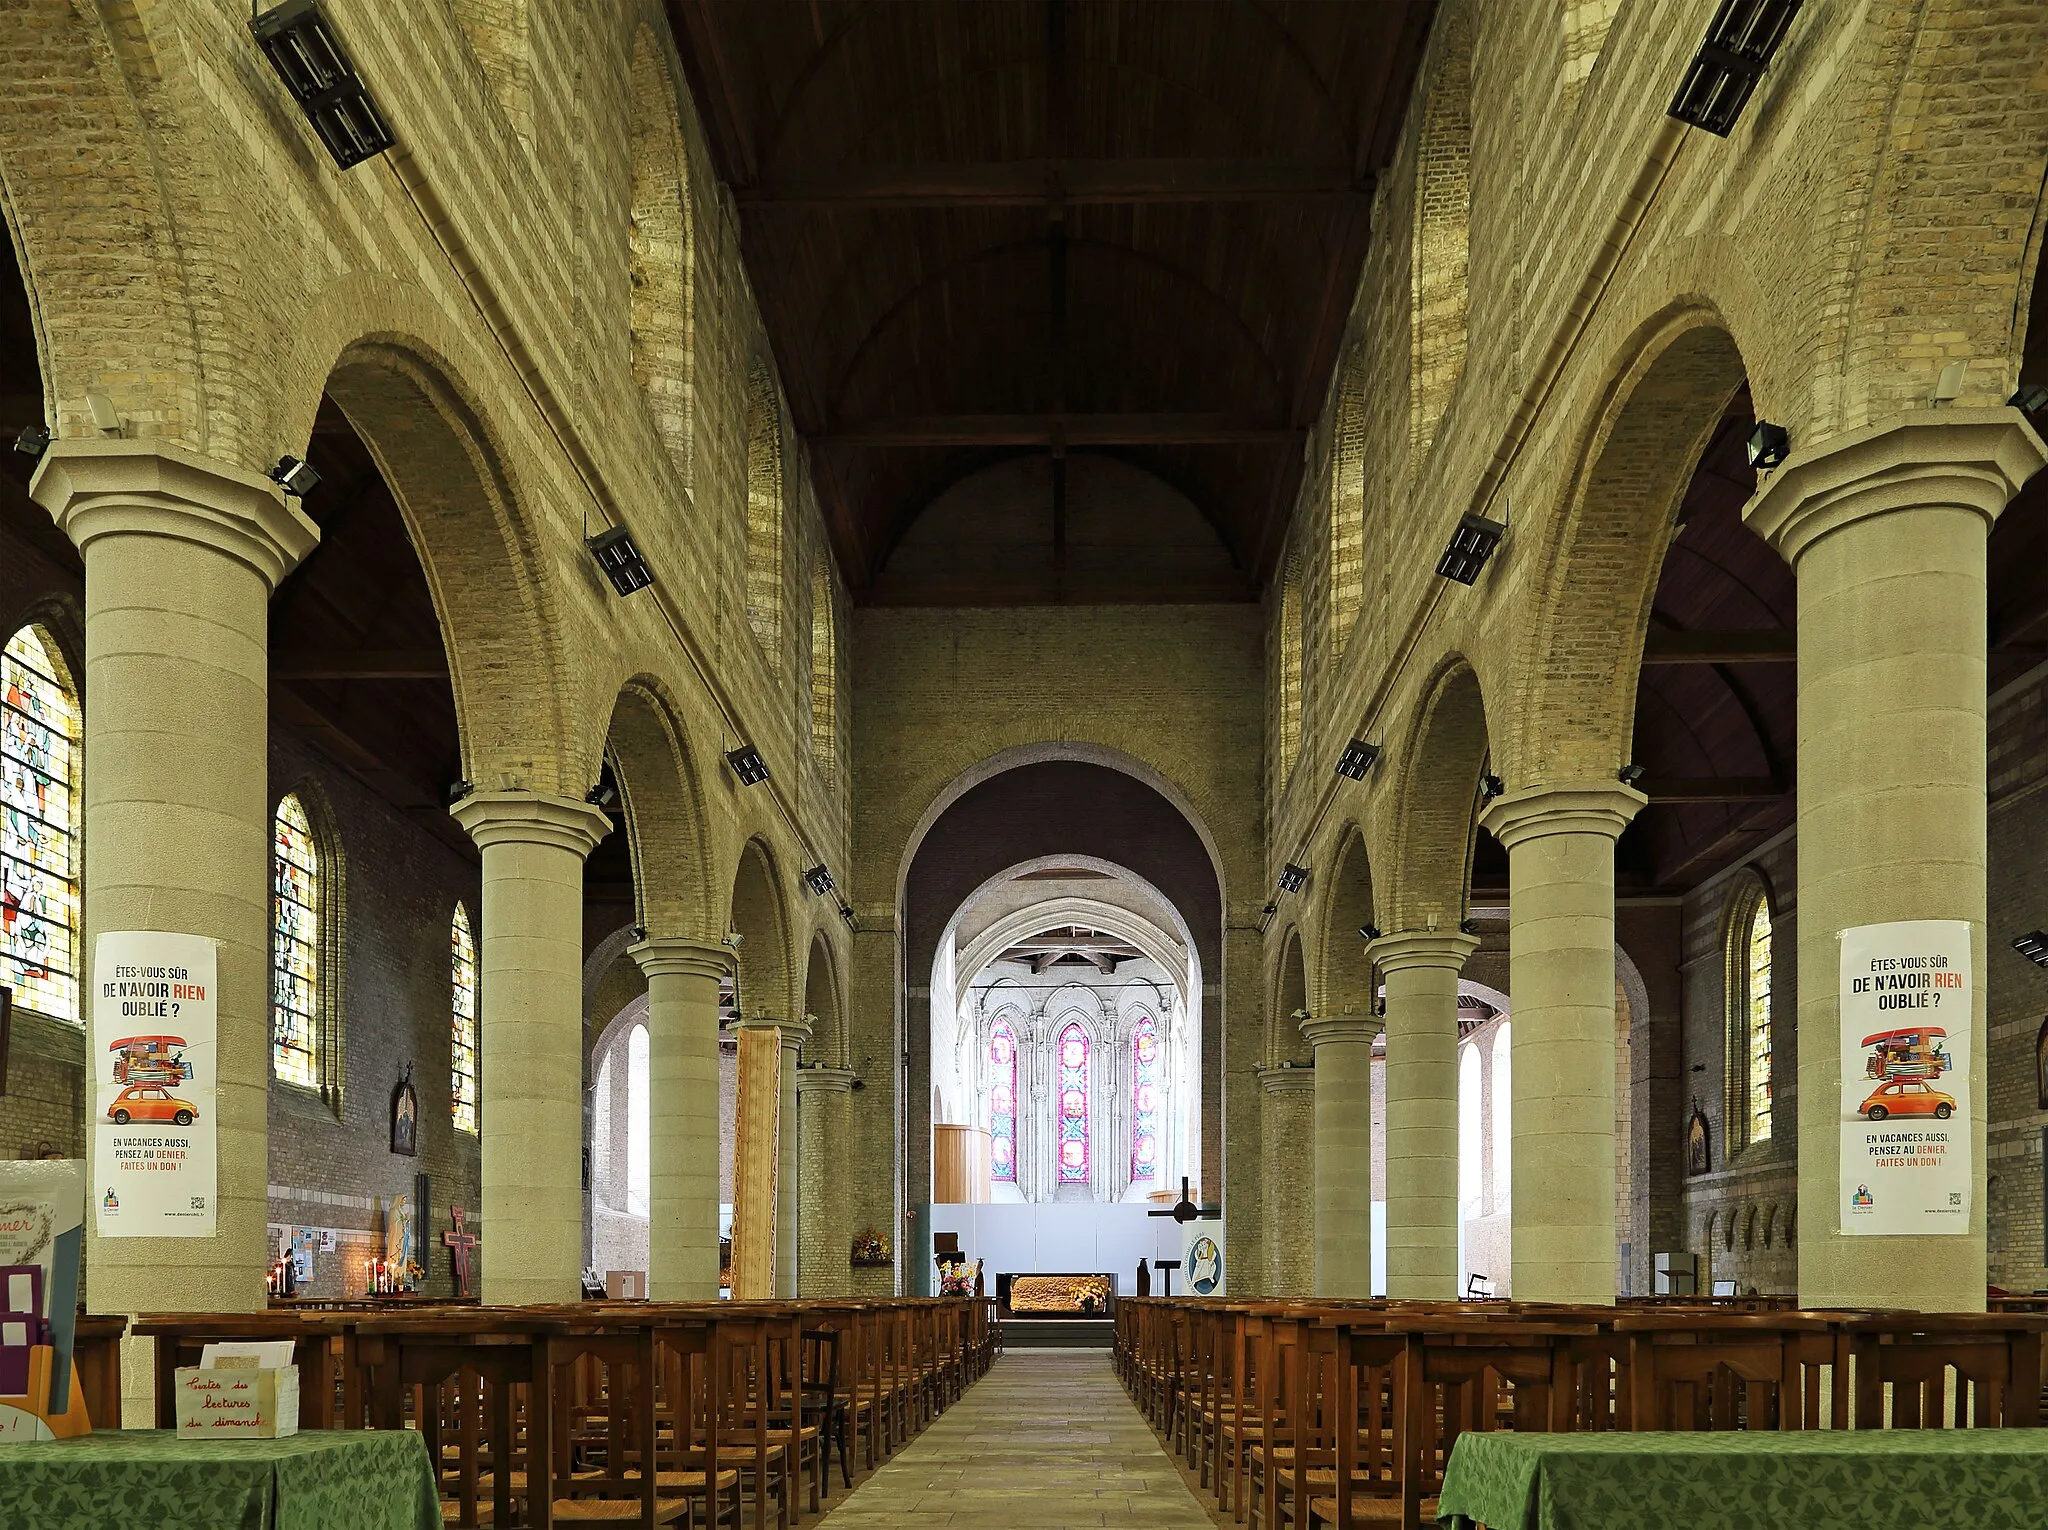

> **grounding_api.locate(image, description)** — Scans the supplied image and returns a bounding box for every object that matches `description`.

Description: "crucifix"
[442,1205,479,1298]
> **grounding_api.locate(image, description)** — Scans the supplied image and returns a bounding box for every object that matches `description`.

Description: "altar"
[925,1200,1194,1299]
[999,1272,1114,1316]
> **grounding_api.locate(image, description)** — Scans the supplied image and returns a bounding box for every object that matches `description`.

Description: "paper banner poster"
[1185,1224,1225,1297]
[1838,919,1971,1236]
[91,932,218,1238]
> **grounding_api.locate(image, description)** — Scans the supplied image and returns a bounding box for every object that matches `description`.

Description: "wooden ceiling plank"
[270,649,450,681]
[1641,629,1796,663]
[819,411,1301,447]
[736,158,1367,207]
[1642,776,1786,804]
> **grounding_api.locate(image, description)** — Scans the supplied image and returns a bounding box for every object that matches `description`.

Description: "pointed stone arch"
[1385,658,1492,931]
[1316,824,1378,1024]
[802,931,845,1066]
[1273,924,1311,1066]
[729,837,794,1023]
[602,678,715,943]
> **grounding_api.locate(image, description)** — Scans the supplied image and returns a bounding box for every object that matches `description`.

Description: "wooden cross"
[441,1205,479,1298]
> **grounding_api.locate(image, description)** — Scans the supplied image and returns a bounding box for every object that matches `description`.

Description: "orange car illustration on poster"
[1858,1027,1954,1121]
[105,1036,199,1126]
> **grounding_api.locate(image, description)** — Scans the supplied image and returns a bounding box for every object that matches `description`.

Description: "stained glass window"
[1056,1022,1090,1185]
[271,793,320,1087]
[989,1019,1017,1184]
[1,627,77,1022]
[1129,1014,1159,1182]
[451,902,478,1133]
[1747,898,1773,1143]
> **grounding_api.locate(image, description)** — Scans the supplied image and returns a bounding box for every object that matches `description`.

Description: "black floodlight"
[1666,0,1803,137]
[1336,737,1381,781]
[725,745,769,786]
[2012,383,2048,425]
[1478,772,1505,801]
[13,426,48,459]
[1278,862,1309,894]
[803,864,836,897]
[1436,513,1506,586]
[1618,762,1646,785]
[585,781,617,810]
[628,924,648,944]
[1460,918,1481,936]
[2014,930,2048,969]
[1261,901,1279,918]
[249,0,396,169]
[839,904,858,928]
[1359,923,1381,943]
[445,779,474,805]
[587,526,653,596]
[269,454,320,497]
[1746,421,1791,469]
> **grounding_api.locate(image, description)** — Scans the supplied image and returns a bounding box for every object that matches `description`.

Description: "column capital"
[1480,781,1645,850]
[631,936,736,983]
[796,1064,857,1096]
[1367,930,1480,975]
[1744,407,2047,564]
[450,789,613,857]
[1299,1012,1381,1050]
[1256,1063,1317,1095]
[742,1013,813,1054]
[30,438,320,590]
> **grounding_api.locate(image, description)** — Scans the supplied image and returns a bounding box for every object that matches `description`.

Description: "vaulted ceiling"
[667,0,1437,600]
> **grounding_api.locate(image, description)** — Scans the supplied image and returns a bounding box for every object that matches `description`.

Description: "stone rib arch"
[1510,304,1749,784]
[1272,924,1311,1066]
[1385,657,1493,932]
[602,677,716,944]
[315,334,578,793]
[801,931,846,1067]
[728,836,796,1024]
[1315,823,1379,1026]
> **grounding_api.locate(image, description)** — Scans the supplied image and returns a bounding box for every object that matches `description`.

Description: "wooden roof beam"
[270,649,449,680]
[1641,630,1796,664]
[819,412,1303,448]
[1641,776,1787,804]
[736,159,1368,209]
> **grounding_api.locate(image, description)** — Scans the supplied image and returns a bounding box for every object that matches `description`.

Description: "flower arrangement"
[851,1226,891,1266]
[938,1267,975,1296]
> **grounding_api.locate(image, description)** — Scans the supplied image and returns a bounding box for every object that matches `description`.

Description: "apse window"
[1056,1022,1091,1185]
[1129,1013,1160,1183]
[1,625,79,1023]
[271,792,322,1088]
[451,901,479,1133]
[989,1018,1018,1184]
[1725,878,1774,1149]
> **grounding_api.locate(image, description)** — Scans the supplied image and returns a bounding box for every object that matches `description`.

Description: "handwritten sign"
[174,1365,299,1438]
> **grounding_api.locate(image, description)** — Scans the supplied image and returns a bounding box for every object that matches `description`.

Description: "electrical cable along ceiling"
[667,0,1437,602]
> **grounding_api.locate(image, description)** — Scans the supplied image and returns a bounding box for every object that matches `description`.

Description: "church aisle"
[814,1349,1216,1528]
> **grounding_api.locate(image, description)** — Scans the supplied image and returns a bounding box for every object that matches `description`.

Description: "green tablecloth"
[0,1427,439,1530]
[1436,1428,2048,1530]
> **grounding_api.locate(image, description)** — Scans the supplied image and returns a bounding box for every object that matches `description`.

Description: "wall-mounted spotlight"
[585,781,618,810]
[1261,901,1279,919]
[839,904,859,928]
[587,526,653,596]
[268,455,320,497]
[250,0,395,169]
[725,744,769,786]
[628,924,648,944]
[1617,763,1646,785]
[1478,773,1505,801]
[1278,863,1310,894]
[1436,513,1506,586]
[1459,918,1480,936]
[13,426,48,459]
[1358,923,1381,942]
[445,779,475,805]
[803,865,836,897]
[2014,930,2048,969]
[2012,383,2048,426]
[1335,737,1381,781]
[1666,0,1803,138]
[1746,421,1791,469]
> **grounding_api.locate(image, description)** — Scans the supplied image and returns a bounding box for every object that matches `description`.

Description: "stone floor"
[813,1349,1216,1527]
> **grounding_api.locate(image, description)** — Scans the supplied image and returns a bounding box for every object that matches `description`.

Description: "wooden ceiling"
[667,0,1437,599]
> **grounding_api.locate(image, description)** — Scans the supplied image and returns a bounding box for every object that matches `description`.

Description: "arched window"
[1491,1022,1512,1207]
[593,1051,614,1206]
[627,1023,650,1216]
[450,902,479,1133]
[810,567,836,774]
[988,1019,1017,1184]
[1278,558,1303,785]
[744,362,785,665]
[271,793,321,1087]
[627,21,694,486]
[1328,359,1366,656]
[1459,1043,1483,1215]
[1056,1022,1091,1185]
[1130,1014,1160,1183]
[1725,879,1775,1151]
[1411,1,1472,459]
[2,625,78,1022]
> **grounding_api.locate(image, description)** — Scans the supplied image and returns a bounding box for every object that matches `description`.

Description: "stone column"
[1371,930,1481,1298]
[632,938,732,1300]
[797,1065,856,1295]
[742,1014,810,1297]
[1300,1013,1379,1296]
[33,441,317,1420]
[1480,783,1643,1304]
[1256,1064,1317,1294]
[450,790,611,1304]
[1746,409,2046,1311]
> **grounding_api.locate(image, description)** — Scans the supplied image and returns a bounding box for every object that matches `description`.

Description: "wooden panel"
[730,1026,781,1298]
[933,1123,992,1204]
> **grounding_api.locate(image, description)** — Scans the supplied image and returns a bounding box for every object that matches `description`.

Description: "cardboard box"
[174,1365,299,1439]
